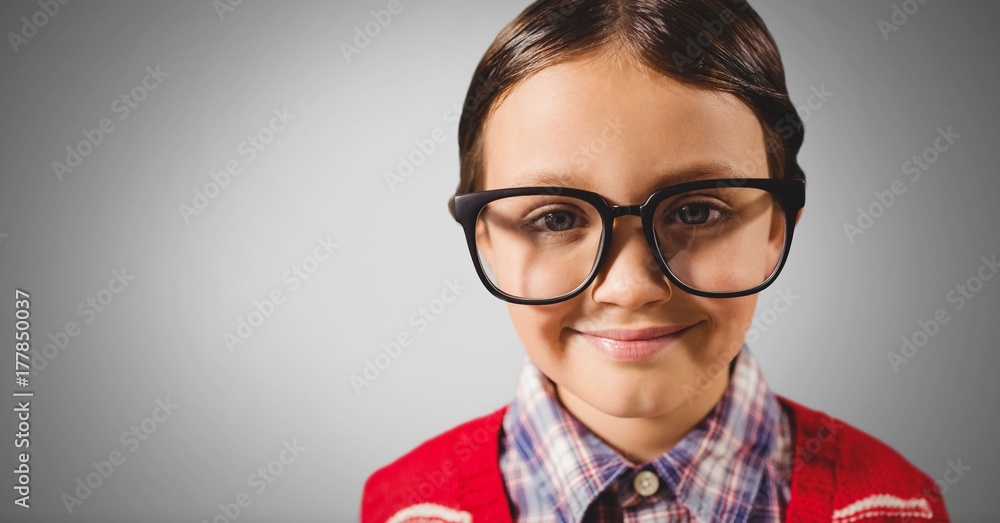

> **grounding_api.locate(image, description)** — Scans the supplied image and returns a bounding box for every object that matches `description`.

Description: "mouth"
[572,323,699,362]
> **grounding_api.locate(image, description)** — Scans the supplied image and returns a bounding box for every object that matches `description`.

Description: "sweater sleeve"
[779,395,950,522]
[360,406,510,523]
[831,417,950,522]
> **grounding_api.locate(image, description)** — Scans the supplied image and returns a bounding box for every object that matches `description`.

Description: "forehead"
[480,54,767,200]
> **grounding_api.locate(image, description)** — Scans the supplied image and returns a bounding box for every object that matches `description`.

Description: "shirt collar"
[502,344,782,522]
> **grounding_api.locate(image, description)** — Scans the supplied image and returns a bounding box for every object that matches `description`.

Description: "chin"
[589,393,683,420]
[566,363,690,419]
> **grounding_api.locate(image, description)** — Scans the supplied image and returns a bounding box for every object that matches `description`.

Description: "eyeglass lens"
[472,187,786,300]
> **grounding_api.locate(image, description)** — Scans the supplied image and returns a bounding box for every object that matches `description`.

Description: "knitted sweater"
[361,396,950,522]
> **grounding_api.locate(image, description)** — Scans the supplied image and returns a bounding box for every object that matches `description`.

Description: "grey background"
[0,0,997,521]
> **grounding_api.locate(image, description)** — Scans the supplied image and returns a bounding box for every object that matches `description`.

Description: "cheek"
[697,294,758,348]
[506,302,575,362]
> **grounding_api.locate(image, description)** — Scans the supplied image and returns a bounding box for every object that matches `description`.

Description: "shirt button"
[633,470,659,497]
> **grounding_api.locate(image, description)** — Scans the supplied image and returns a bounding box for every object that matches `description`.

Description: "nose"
[589,216,672,309]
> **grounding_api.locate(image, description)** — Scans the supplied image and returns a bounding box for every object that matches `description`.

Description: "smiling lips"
[575,323,697,361]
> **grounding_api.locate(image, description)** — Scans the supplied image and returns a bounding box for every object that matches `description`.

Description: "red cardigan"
[362,396,949,522]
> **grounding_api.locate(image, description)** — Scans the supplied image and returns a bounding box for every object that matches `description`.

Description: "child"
[362,0,950,521]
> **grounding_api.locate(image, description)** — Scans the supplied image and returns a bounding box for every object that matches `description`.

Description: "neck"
[555,369,730,464]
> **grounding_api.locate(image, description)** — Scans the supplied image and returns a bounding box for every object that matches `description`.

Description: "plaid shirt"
[498,345,792,522]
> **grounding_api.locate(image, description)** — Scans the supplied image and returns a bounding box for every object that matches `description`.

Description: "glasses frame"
[452,177,805,305]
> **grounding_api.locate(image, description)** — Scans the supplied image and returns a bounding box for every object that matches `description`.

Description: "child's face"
[480,53,770,421]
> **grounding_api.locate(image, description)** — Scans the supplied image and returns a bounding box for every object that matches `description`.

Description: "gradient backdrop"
[1,1,998,521]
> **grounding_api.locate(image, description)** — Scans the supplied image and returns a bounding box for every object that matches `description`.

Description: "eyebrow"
[661,161,752,185]
[508,161,751,190]
[509,171,594,189]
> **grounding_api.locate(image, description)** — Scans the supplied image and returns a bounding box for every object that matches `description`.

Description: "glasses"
[452,178,805,305]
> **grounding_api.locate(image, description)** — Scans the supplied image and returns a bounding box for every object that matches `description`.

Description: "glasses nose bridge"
[603,203,658,265]
[597,203,669,297]
[610,204,643,219]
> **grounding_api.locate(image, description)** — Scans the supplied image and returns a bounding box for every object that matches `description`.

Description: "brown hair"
[448,0,805,218]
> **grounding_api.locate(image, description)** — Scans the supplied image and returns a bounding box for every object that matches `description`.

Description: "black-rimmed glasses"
[452,178,805,305]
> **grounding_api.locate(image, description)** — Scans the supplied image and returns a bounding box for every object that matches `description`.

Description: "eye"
[521,205,590,234]
[541,210,577,231]
[676,203,716,225]
[660,197,731,228]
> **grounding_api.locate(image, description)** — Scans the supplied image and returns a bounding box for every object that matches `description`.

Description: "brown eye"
[677,204,713,225]
[542,210,577,231]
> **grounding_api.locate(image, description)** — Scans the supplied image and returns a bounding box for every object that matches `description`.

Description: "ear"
[794,208,803,226]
